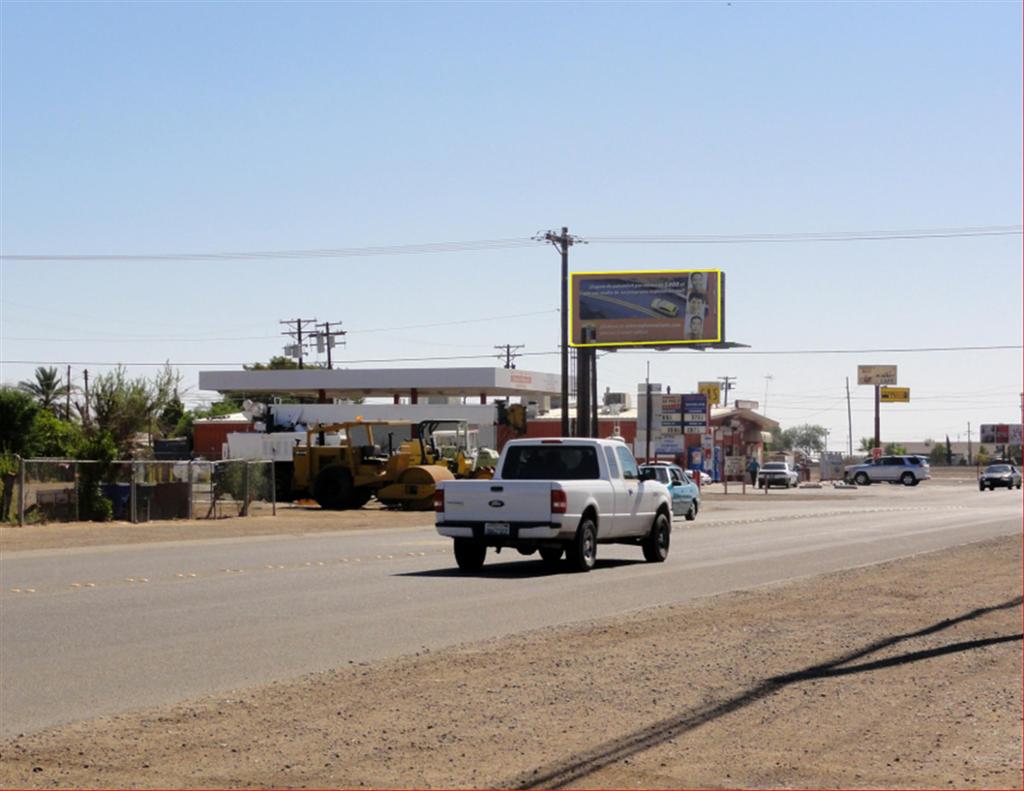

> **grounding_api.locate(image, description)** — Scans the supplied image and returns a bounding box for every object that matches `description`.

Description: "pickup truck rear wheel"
[539,546,563,565]
[567,519,597,572]
[453,538,486,571]
[643,512,670,563]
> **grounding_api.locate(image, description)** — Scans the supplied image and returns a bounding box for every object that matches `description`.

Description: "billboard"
[857,365,897,386]
[980,424,1023,445]
[570,270,723,347]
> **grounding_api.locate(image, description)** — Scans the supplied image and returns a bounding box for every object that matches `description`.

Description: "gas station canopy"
[198,367,562,400]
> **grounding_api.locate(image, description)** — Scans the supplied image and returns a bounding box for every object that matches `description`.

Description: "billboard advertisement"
[879,387,910,403]
[980,424,1022,445]
[857,365,898,386]
[570,270,723,347]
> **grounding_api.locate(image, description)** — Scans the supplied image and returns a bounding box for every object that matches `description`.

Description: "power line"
[619,344,1022,355]
[2,226,1018,262]
[2,309,560,343]
[2,342,1020,369]
[588,225,1023,245]
[0,238,541,262]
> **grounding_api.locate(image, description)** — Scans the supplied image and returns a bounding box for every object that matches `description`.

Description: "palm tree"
[18,366,71,417]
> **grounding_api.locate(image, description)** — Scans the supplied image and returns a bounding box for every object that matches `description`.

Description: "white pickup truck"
[434,438,673,572]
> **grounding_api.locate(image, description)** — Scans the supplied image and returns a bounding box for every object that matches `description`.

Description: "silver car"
[845,455,930,486]
[979,464,1022,491]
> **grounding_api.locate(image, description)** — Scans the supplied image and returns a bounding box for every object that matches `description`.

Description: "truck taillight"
[551,489,567,514]
[433,489,445,513]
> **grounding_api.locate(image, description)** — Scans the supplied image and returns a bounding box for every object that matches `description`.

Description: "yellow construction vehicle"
[376,420,494,510]
[276,420,409,510]
[275,418,492,511]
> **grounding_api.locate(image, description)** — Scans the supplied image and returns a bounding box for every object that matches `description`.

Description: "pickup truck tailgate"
[441,480,554,523]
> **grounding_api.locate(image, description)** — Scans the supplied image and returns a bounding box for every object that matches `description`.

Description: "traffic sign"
[880,387,910,403]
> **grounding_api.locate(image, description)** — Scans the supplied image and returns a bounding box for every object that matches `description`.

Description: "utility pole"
[845,376,853,457]
[537,227,583,436]
[762,374,773,416]
[65,365,71,421]
[280,318,317,369]
[874,385,881,454]
[83,369,90,427]
[494,344,525,369]
[967,422,973,464]
[718,376,736,407]
[315,321,347,369]
[645,361,653,463]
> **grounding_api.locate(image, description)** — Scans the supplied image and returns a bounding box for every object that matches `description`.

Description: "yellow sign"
[698,381,721,405]
[880,387,910,403]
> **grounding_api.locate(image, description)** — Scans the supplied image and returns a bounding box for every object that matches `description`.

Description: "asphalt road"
[1,483,1019,738]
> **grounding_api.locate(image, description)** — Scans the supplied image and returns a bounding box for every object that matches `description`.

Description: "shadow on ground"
[505,596,1023,789]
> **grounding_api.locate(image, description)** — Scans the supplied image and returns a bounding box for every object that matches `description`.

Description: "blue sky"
[1,0,1021,449]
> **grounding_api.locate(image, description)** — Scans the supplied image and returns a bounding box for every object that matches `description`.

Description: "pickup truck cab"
[435,438,673,572]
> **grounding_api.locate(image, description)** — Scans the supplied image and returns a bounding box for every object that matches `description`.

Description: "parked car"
[757,461,799,488]
[435,438,673,572]
[640,463,700,520]
[697,470,712,486]
[844,455,930,486]
[979,464,1022,491]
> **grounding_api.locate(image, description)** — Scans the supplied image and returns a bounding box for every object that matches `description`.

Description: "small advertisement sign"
[734,399,759,410]
[698,381,721,405]
[879,387,910,403]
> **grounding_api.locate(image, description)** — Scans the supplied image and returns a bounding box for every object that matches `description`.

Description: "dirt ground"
[1,532,1020,789]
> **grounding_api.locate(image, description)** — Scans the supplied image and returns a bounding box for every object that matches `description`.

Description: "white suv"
[844,455,930,486]
[757,462,799,488]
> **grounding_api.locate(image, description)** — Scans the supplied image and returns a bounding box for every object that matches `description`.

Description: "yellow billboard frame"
[569,268,723,348]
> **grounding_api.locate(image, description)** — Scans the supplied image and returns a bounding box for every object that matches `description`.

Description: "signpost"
[858,365,899,453]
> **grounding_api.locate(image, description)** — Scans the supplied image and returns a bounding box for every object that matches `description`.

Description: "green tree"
[244,355,320,371]
[88,364,181,454]
[27,412,85,458]
[0,388,40,521]
[17,366,71,418]
[774,424,828,455]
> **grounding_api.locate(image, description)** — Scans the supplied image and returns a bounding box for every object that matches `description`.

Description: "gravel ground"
[1,533,1020,790]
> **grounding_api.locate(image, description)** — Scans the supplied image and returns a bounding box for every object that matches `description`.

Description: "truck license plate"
[484,522,510,536]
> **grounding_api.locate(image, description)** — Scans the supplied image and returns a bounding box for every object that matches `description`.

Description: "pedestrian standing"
[747,457,760,485]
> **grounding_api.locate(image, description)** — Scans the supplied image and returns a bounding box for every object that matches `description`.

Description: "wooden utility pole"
[718,376,736,407]
[538,227,581,435]
[846,376,853,457]
[280,318,317,369]
[874,385,881,453]
[65,365,71,421]
[83,369,90,427]
[315,320,347,369]
[494,344,525,369]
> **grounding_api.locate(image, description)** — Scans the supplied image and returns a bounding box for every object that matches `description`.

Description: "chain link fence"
[8,458,276,525]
